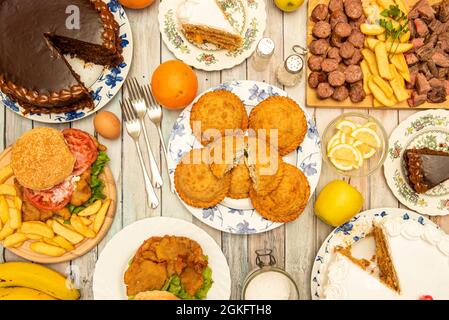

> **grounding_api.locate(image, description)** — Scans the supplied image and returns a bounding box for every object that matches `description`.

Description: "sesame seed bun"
[134,291,180,300]
[11,127,76,190]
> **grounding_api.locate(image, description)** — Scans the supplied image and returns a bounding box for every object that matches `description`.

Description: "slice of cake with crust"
[177,0,242,51]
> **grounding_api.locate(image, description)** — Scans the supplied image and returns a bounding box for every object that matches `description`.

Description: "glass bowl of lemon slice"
[322,113,389,177]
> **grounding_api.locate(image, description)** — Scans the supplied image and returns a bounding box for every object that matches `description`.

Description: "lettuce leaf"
[162,265,213,300]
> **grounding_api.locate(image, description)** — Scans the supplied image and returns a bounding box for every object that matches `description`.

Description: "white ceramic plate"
[92,217,231,300]
[310,207,436,300]
[384,110,449,216]
[167,80,322,234]
[0,0,133,123]
[158,0,266,71]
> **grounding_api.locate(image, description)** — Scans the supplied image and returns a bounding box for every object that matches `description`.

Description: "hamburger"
[11,127,109,221]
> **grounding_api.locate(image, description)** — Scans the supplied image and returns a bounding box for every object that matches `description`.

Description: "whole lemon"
[274,0,305,12]
[314,180,364,227]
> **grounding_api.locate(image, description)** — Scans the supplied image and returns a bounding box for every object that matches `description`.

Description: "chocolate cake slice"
[0,0,123,115]
[404,147,449,193]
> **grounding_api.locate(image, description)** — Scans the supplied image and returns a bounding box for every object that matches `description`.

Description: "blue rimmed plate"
[0,0,133,123]
[167,80,322,234]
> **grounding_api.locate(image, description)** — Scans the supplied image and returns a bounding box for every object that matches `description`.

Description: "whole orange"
[119,0,155,9]
[151,60,198,110]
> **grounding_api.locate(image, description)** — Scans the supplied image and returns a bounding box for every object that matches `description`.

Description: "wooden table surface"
[1,0,448,300]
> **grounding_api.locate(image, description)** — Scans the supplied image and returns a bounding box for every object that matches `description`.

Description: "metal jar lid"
[256,38,275,58]
[284,54,304,74]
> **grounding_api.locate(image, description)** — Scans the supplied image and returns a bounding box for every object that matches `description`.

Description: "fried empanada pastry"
[249,164,310,223]
[249,96,307,156]
[208,134,245,179]
[228,162,251,199]
[246,136,284,196]
[175,149,231,208]
[190,90,248,146]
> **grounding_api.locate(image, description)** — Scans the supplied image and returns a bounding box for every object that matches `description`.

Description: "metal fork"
[126,77,163,189]
[120,98,159,209]
[142,84,174,193]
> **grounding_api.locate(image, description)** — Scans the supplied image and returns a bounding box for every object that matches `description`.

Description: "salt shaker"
[251,38,275,72]
[276,45,307,87]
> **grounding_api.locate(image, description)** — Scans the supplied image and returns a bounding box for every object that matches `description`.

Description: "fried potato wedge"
[372,75,394,98]
[78,200,102,217]
[0,166,13,184]
[53,236,75,251]
[71,215,95,238]
[30,242,66,257]
[0,196,8,224]
[361,49,380,75]
[360,60,372,95]
[361,23,385,35]
[94,199,111,233]
[52,221,84,245]
[0,222,14,241]
[0,184,16,197]
[20,221,54,238]
[368,80,396,107]
[385,41,413,53]
[3,232,27,248]
[375,42,393,80]
[8,207,21,230]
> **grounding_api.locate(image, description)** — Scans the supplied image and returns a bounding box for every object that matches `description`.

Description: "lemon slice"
[353,140,376,159]
[340,132,356,145]
[336,120,357,134]
[329,157,355,171]
[351,127,381,148]
[363,121,377,131]
[328,143,360,163]
[327,134,341,152]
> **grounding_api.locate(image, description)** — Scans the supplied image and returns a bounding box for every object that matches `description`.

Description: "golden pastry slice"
[249,96,307,156]
[208,134,245,179]
[228,162,251,199]
[175,149,230,208]
[190,90,248,145]
[246,135,284,196]
[250,163,310,223]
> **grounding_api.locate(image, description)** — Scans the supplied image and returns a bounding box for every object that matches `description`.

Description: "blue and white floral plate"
[167,80,322,234]
[384,110,449,216]
[158,0,266,71]
[0,0,133,123]
[310,207,437,300]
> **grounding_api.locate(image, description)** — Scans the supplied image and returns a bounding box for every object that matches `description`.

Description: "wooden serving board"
[0,147,117,264]
[306,0,449,109]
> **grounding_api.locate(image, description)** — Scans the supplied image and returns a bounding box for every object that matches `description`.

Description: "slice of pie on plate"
[177,0,242,50]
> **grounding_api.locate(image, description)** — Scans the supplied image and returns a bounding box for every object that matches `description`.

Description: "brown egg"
[94,111,121,140]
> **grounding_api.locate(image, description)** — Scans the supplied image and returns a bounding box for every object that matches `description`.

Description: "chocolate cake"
[0,0,123,115]
[404,147,449,193]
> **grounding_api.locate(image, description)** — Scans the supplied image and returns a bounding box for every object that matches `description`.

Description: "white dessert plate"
[93,217,231,300]
[167,80,322,234]
[0,0,133,123]
[384,110,449,216]
[158,0,266,71]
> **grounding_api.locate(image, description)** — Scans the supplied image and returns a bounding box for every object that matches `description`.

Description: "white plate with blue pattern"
[310,207,437,300]
[0,0,133,123]
[168,80,322,234]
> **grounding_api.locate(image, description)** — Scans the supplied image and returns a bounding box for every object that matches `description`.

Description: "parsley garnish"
[379,5,409,57]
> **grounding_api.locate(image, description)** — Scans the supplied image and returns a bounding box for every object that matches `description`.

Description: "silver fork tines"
[120,98,159,209]
[142,84,174,193]
[125,77,163,189]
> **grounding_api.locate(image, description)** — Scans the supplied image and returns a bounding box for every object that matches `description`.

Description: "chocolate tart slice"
[404,147,449,193]
[0,0,123,115]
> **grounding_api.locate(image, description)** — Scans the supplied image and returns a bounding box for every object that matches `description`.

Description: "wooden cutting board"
[306,0,449,109]
[0,147,117,264]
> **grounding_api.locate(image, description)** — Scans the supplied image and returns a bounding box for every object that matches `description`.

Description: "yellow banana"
[0,287,56,300]
[0,262,80,300]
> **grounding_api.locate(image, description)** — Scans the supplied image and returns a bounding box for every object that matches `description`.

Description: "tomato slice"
[23,179,75,211]
[62,128,98,176]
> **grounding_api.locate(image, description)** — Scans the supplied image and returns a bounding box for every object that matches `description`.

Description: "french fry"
[385,41,413,53]
[0,165,13,184]
[372,75,394,98]
[8,207,21,230]
[70,215,95,238]
[54,218,76,231]
[20,221,54,239]
[52,221,84,245]
[94,199,111,233]
[398,66,411,83]
[368,80,396,107]
[79,216,92,226]
[390,53,407,73]
[399,31,410,43]
[14,197,22,212]
[30,242,66,257]
[389,65,410,101]
[373,98,383,107]
[361,49,379,75]
[26,234,43,240]
[360,60,372,95]
[43,237,61,247]
[78,200,102,217]
[377,33,387,41]
[0,222,14,241]
[377,0,395,9]
[3,232,27,248]
[375,42,393,80]
[53,236,75,251]
[366,37,380,51]
[0,184,16,197]
[360,23,385,35]
[0,196,8,224]
[394,0,408,14]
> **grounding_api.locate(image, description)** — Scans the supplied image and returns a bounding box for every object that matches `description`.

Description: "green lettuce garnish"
[161,265,213,300]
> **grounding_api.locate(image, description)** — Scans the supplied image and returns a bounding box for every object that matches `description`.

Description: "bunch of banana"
[0,262,80,300]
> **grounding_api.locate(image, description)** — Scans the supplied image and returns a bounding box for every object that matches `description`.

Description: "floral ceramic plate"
[310,208,437,300]
[0,0,133,123]
[384,110,449,216]
[167,80,322,234]
[158,0,266,71]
